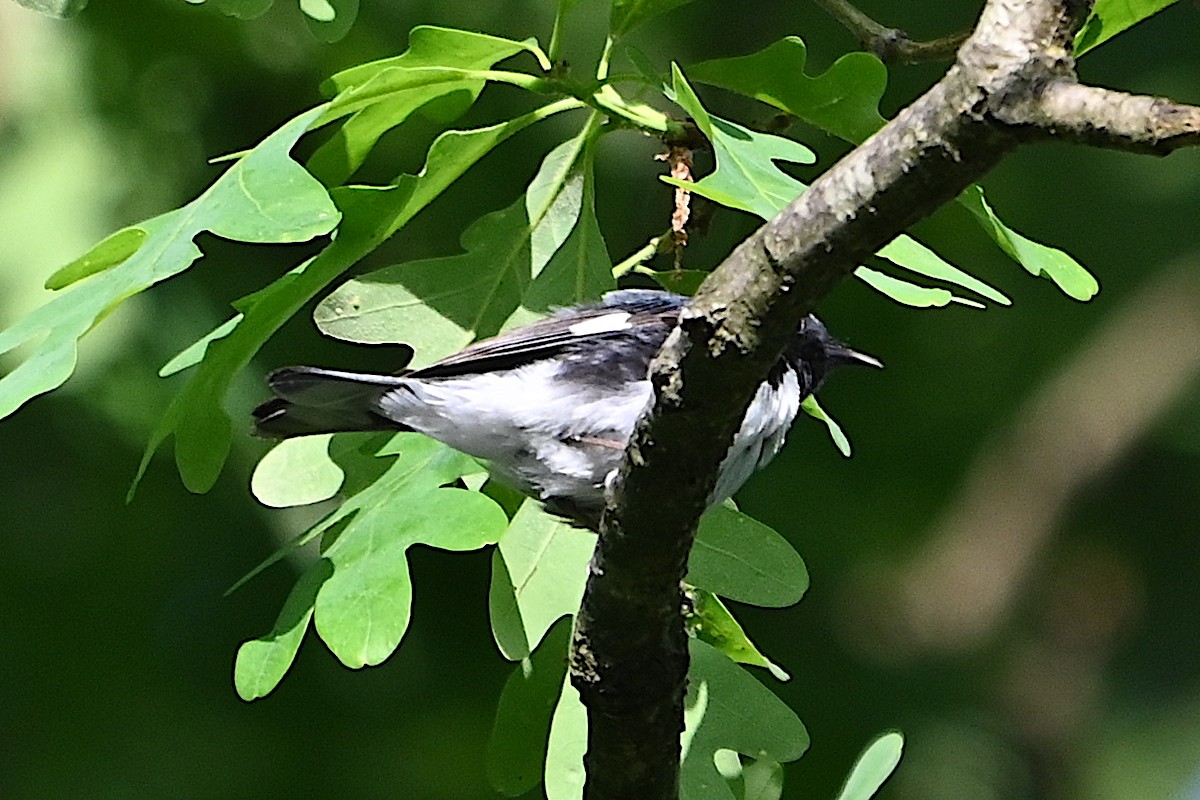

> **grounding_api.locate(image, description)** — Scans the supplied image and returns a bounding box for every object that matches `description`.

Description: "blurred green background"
[2,1,1200,798]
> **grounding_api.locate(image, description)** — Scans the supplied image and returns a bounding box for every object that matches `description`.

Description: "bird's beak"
[828,344,884,370]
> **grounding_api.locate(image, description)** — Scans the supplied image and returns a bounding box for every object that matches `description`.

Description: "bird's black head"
[788,315,882,396]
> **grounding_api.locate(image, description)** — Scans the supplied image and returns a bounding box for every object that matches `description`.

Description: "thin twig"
[812,0,969,63]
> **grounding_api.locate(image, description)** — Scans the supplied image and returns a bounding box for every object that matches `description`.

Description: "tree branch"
[570,1,1200,798]
[812,0,969,64]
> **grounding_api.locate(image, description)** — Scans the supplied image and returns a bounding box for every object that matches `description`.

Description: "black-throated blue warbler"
[254,289,881,527]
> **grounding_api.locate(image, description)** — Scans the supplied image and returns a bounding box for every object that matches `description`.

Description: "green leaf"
[233,557,333,701]
[854,266,960,309]
[680,641,809,800]
[250,434,345,508]
[876,235,1010,306]
[324,27,548,98]
[544,679,588,800]
[45,227,147,290]
[689,37,887,144]
[959,185,1099,301]
[487,617,573,796]
[302,0,357,41]
[689,506,808,608]
[236,434,506,695]
[645,268,710,296]
[0,106,338,423]
[318,28,548,125]
[309,26,548,184]
[158,314,242,377]
[1076,0,1181,55]
[315,484,506,667]
[201,0,273,20]
[610,0,696,35]
[686,588,789,681]
[835,732,904,800]
[314,195,533,360]
[314,125,610,361]
[800,395,852,457]
[133,103,575,495]
[666,66,815,221]
[12,0,89,18]
[738,759,785,800]
[490,500,596,660]
[667,66,995,314]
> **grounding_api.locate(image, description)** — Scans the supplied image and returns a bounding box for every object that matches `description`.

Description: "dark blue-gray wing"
[409,289,684,379]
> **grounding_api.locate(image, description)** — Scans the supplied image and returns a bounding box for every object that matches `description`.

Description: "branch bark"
[570,2,1200,798]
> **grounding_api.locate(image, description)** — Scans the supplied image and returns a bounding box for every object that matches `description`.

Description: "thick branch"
[1007,80,1200,153]
[570,1,1200,798]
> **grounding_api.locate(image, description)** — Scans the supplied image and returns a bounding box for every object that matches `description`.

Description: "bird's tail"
[252,366,413,438]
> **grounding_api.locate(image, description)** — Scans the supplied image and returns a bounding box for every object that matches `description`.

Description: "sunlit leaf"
[234,558,332,701]
[488,618,573,796]
[665,66,815,221]
[1076,0,1181,55]
[835,732,904,800]
[801,395,852,457]
[0,106,338,423]
[133,103,576,495]
[315,127,610,361]
[689,37,887,144]
[12,0,89,18]
[686,588,790,681]
[854,267,958,309]
[959,185,1099,301]
[490,500,596,660]
[308,26,548,183]
[235,434,507,697]
[877,235,1010,305]
[544,679,588,800]
[250,434,345,508]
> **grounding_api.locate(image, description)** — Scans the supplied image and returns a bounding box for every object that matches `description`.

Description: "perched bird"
[254,289,881,527]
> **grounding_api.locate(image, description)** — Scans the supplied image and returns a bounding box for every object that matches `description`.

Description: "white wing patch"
[567,312,632,336]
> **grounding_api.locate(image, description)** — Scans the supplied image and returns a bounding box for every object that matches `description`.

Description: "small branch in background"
[656,145,694,269]
[811,0,969,63]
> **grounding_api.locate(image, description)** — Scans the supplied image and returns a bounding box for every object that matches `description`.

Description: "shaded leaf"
[611,0,696,35]
[488,617,573,796]
[690,506,808,608]
[0,106,338,423]
[690,37,887,144]
[302,0,358,42]
[680,641,809,800]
